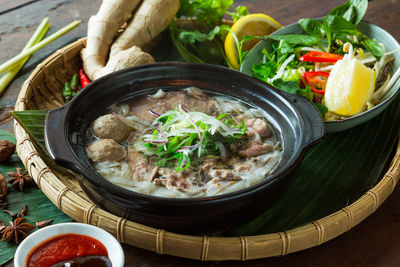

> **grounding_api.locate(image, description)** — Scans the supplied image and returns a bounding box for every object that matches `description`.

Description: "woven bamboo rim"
[13,38,400,261]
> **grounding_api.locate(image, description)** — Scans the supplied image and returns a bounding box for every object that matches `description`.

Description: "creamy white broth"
[86,88,282,198]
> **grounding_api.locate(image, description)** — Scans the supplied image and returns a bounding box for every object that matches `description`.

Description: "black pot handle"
[286,93,326,148]
[45,105,87,174]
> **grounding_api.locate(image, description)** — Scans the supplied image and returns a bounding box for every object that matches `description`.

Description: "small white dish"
[14,222,124,267]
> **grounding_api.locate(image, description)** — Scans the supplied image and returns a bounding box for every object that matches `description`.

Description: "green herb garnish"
[249,0,384,117]
[170,0,249,66]
[135,106,246,171]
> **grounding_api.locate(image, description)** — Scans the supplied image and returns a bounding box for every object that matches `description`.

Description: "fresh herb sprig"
[261,0,382,59]
[250,0,380,118]
[135,106,246,171]
[170,0,249,66]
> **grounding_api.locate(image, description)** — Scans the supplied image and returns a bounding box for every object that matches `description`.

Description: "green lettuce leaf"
[328,0,368,25]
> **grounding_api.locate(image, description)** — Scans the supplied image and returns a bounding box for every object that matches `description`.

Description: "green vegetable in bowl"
[170,0,249,66]
[248,0,399,119]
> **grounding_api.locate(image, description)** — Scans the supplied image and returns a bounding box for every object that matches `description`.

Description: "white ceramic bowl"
[14,222,124,267]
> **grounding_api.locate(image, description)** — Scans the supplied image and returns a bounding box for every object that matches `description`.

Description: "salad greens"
[170,0,393,119]
[328,0,368,25]
[170,0,249,66]
[251,0,385,117]
[134,105,246,171]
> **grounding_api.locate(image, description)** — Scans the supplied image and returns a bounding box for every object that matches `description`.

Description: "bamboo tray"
[13,38,400,261]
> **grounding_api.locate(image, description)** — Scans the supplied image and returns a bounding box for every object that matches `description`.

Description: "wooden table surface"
[1,0,400,266]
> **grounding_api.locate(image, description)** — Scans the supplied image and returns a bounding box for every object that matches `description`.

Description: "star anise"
[7,168,35,191]
[1,217,35,244]
[3,206,29,220]
[3,209,17,220]
[21,205,28,217]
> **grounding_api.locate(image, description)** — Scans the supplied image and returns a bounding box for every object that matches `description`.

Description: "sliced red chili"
[302,71,330,95]
[79,68,90,88]
[299,51,343,63]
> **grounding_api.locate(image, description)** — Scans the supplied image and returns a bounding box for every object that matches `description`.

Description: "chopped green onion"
[176,153,191,171]
[137,107,247,171]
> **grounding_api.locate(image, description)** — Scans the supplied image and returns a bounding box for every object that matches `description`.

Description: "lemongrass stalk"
[0,18,50,94]
[0,20,81,74]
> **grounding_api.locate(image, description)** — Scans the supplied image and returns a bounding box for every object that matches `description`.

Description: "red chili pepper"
[302,71,330,95]
[79,68,90,88]
[299,51,343,63]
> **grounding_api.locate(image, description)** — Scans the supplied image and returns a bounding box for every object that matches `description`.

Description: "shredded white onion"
[299,47,324,52]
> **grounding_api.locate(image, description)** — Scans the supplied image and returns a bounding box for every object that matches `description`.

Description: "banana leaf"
[0,129,72,266]
[11,110,75,177]
[227,93,400,236]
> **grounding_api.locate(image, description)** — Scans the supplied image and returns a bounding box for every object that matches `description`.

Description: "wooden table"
[1,0,399,266]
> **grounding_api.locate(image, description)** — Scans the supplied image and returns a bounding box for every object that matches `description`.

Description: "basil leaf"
[272,79,299,94]
[328,0,352,19]
[298,18,324,38]
[179,26,221,44]
[278,39,294,55]
[272,79,313,102]
[324,15,361,36]
[362,38,384,58]
[268,34,320,46]
[322,17,332,51]
[328,0,368,25]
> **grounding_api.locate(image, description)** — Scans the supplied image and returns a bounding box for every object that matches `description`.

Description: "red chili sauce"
[26,233,109,267]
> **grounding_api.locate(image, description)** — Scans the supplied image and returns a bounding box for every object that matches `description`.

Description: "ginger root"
[81,0,180,81]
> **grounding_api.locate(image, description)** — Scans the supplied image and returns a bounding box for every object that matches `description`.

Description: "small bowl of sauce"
[14,222,124,267]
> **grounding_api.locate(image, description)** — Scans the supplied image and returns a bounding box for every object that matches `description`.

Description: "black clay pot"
[45,62,325,234]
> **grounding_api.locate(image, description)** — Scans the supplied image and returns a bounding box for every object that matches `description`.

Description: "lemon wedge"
[324,57,375,116]
[225,14,281,70]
